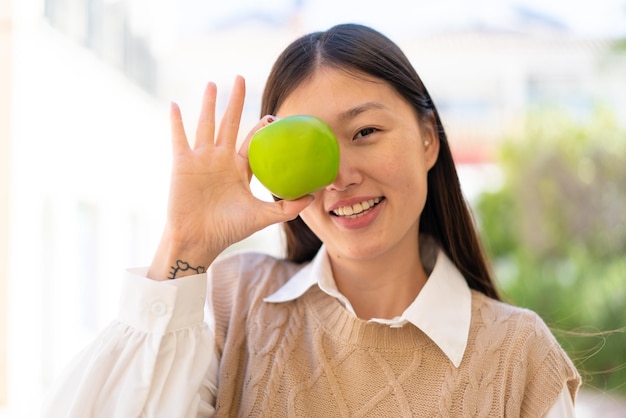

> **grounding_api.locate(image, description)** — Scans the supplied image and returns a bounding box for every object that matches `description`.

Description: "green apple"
[248,115,340,200]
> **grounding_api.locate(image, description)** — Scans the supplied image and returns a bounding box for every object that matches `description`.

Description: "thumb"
[257,195,314,226]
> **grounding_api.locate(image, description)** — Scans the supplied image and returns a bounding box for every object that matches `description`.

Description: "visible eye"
[354,127,377,140]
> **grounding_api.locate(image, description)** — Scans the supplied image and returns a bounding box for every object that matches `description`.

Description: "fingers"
[170,101,190,155]
[188,77,246,151]
[238,115,277,160]
[194,82,217,150]
[237,115,277,182]
[216,75,246,149]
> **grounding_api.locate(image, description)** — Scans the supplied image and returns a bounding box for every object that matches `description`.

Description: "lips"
[331,197,383,218]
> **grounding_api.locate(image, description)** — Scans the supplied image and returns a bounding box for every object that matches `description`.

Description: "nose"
[325,143,362,192]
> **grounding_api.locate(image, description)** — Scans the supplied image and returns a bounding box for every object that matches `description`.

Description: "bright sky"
[190,0,626,38]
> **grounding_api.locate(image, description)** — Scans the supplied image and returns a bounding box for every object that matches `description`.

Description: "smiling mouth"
[331,197,384,218]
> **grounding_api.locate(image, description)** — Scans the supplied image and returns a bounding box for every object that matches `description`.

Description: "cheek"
[299,199,326,231]
[380,146,425,190]
[394,163,430,210]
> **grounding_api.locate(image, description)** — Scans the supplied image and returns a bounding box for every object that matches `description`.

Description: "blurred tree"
[476,107,626,394]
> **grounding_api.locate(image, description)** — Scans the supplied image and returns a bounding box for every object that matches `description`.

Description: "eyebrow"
[339,102,389,121]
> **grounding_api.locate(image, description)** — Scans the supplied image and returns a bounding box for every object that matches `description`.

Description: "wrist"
[147,228,221,281]
[165,259,207,280]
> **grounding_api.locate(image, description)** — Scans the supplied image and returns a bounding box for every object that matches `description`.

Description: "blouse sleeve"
[41,269,218,418]
[543,386,576,418]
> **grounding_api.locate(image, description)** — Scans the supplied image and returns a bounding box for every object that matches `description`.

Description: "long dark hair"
[261,23,500,300]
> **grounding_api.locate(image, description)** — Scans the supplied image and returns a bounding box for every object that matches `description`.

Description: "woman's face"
[275,67,439,262]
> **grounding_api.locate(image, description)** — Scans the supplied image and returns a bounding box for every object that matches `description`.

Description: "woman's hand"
[147,76,313,280]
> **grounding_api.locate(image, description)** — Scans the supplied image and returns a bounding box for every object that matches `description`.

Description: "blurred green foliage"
[613,37,626,52]
[475,107,626,393]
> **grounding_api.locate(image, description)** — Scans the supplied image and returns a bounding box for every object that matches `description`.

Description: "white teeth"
[332,197,381,218]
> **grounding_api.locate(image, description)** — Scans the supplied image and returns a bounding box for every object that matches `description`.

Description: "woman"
[44,24,580,417]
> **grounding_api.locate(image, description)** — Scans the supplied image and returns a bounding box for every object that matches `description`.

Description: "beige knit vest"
[211,253,580,417]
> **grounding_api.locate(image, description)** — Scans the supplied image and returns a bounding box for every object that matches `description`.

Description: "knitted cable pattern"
[460,297,507,416]
[211,253,581,417]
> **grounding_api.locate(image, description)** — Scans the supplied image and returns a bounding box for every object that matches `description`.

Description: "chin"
[331,240,389,261]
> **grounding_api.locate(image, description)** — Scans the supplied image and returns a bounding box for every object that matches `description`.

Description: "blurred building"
[39,0,626,193]
[401,30,626,163]
[42,0,626,165]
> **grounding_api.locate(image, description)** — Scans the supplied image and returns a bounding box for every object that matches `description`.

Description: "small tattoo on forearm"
[168,260,207,279]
